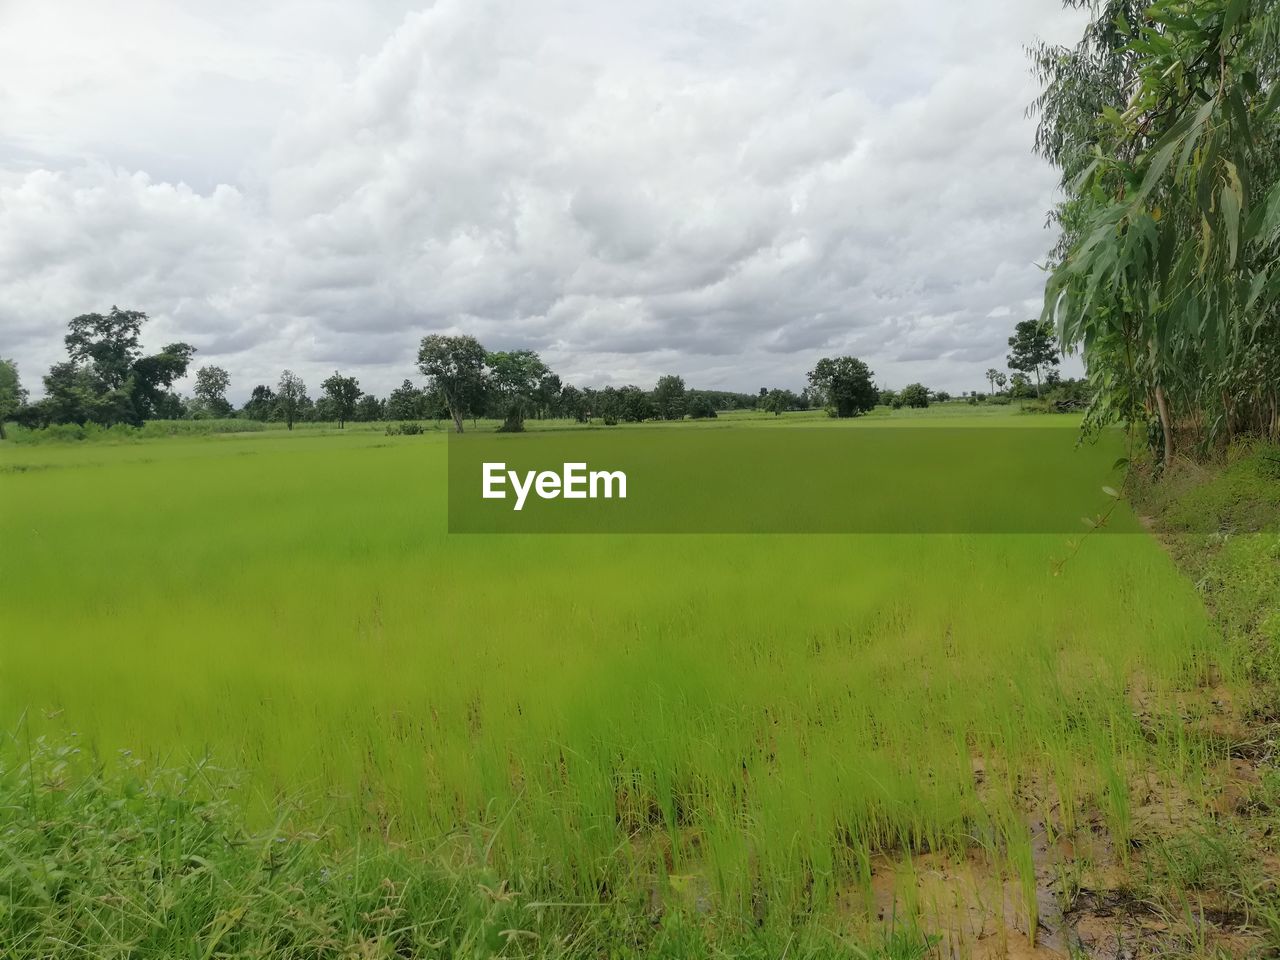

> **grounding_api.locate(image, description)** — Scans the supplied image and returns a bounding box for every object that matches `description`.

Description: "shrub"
[386,422,425,436]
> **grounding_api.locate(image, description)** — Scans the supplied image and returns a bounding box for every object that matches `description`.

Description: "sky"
[0,0,1086,402]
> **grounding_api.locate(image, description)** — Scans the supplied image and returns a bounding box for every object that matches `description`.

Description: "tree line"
[0,307,1071,438]
[1033,0,1280,465]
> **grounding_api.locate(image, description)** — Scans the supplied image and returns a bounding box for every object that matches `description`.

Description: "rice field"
[0,412,1223,944]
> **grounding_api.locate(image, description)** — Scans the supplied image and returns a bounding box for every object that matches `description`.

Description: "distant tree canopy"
[0,359,26,440]
[486,350,549,433]
[8,313,937,437]
[1033,0,1280,463]
[276,371,307,431]
[807,356,878,418]
[15,308,196,428]
[1006,319,1059,398]
[321,372,361,428]
[898,383,930,409]
[193,365,232,418]
[652,375,687,420]
[417,335,488,433]
[242,385,275,422]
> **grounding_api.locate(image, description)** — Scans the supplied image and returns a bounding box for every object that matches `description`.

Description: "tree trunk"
[0,420,6,440]
[451,409,465,434]
[1034,369,1042,397]
[1153,383,1174,469]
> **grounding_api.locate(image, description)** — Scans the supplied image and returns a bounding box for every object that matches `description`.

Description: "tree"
[416,335,487,433]
[686,393,717,419]
[616,385,654,422]
[534,372,562,419]
[1006,319,1059,398]
[193,365,232,418]
[1009,372,1033,399]
[879,389,898,408]
[276,371,306,430]
[652,375,687,420]
[985,369,1000,395]
[994,372,1008,393]
[242,385,275,421]
[386,380,426,421]
[899,383,930,408]
[1033,0,1280,464]
[320,371,361,428]
[761,389,798,417]
[0,359,26,440]
[807,357,878,418]
[354,394,384,422]
[934,390,952,403]
[58,307,195,424]
[485,350,549,432]
[559,384,589,423]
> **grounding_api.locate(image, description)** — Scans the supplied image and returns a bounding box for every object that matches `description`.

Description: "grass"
[0,408,1256,956]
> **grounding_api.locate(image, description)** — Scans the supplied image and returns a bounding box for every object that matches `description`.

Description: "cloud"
[0,0,1085,400]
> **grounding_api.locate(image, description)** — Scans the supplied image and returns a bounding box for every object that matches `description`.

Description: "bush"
[385,422,425,436]
[7,419,267,444]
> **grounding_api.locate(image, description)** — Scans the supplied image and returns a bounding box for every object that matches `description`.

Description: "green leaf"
[1221,180,1241,268]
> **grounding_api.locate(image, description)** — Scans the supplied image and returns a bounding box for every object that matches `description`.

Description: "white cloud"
[0,0,1085,400]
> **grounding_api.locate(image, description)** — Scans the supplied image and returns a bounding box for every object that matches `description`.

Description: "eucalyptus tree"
[1035,0,1280,464]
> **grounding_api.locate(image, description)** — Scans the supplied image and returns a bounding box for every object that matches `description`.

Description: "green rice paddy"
[0,411,1223,937]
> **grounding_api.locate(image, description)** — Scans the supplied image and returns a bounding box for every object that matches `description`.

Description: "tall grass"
[0,424,1219,936]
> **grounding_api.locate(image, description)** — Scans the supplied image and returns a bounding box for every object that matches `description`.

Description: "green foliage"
[274,370,307,430]
[192,365,232,418]
[1006,319,1060,397]
[0,358,26,440]
[1035,0,1280,463]
[807,356,878,418]
[353,393,384,421]
[760,388,798,416]
[652,375,687,420]
[5,419,269,444]
[54,307,195,426]
[685,393,717,419]
[898,383,930,409]
[320,371,361,428]
[486,350,549,432]
[559,384,590,422]
[385,421,426,436]
[385,379,427,420]
[240,385,275,421]
[417,335,489,433]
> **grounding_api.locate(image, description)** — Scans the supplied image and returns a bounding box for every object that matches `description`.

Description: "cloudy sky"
[0,0,1085,401]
